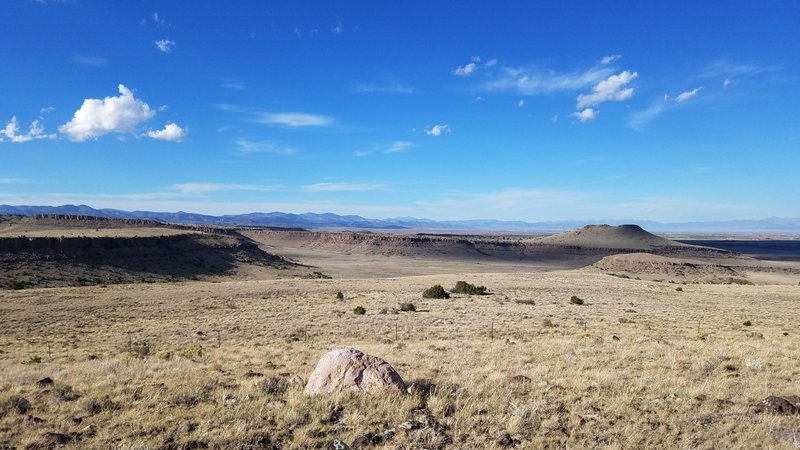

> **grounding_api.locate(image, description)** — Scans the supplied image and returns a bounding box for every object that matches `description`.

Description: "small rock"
[546,427,570,438]
[351,433,374,448]
[25,415,46,425]
[497,432,519,447]
[611,335,620,341]
[36,377,54,388]
[397,420,422,431]
[326,440,350,450]
[11,396,30,414]
[322,405,344,424]
[244,370,264,378]
[36,432,70,447]
[754,396,798,415]
[69,417,83,425]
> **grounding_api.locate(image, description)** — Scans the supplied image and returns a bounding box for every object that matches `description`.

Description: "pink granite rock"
[304,348,406,395]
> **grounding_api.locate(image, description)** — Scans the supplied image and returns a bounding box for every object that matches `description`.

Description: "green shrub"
[24,355,42,364]
[399,302,416,312]
[4,280,27,290]
[743,320,752,326]
[451,281,487,295]
[353,306,366,315]
[176,344,204,360]
[336,291,344,300]
[570,295,584,305]
[515,299,536,305]
[676,287,683,292]
[423,284,450,299]
[157,350,172,360]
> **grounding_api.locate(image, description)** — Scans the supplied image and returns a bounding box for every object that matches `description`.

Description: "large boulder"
[305,348,406,395]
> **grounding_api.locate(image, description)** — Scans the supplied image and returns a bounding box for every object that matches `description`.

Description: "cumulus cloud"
[147,123,186,141]
[1,117,54,143]
[600,54,622,65]
[155,39,175,52]
[255,112,333,127]
[425,124,450,137]
[676,87,702,102]
[571,108,598,122]
[576,71,638,109]
[59,84,156,141]
[452,62,477,76]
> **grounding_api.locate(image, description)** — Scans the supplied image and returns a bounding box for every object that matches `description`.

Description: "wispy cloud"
[700,59,776,79]
[254,112,334,127]
[452,62,477,76]
[384,141,413,154]
[71,54,109,67]
[329,17,344,34]
[303,182,385,192]
[425,124,450,137]
[482,65,614,95]
[599,54,622,65]
[221,80,248,90]
[675,87,702,102]
[628,86,702,128]
[0,178,27,184]
[155,39,175,53]
[172,182,274,195]
[236,138,296,155]
[353,83,416,94]
[576,71,638,109]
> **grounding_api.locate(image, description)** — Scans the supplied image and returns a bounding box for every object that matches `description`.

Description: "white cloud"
[627,103,665,128]
[676,87,701,102]
[600,54,622,65]
[221,81,248,90]
[236,139,296,155]
[152,12,165,26]
[384,141,413,154]
[147,123,186,141]
[353,83,416,94]
[1,117,54,143]
[303,182,384,192]
[330,17,343,34]
[723,78,733,88]
[484,58,498,68]
[255,112,333,127]
[40,106,55,114]
[576,70,638,109]
[59,84,156,141]
[71,54,109,67]
[517,99,525,108]
[173,182,273,195]
[155,39,175,53]
[425,124,450,137]
[452,62,477,76]
[571,108,598,122]
[483,65,613,95]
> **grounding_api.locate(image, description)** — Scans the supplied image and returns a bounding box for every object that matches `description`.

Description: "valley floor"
[1,269,799,449]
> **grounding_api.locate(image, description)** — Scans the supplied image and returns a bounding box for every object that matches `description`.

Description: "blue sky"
[1,1,798,222]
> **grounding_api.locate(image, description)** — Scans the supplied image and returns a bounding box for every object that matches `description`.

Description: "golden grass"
[1,269,799,449]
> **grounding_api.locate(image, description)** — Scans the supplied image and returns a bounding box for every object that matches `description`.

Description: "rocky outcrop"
[305,348,406,395]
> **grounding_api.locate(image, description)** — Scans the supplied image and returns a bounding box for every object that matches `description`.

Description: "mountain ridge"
[1,204,798,233]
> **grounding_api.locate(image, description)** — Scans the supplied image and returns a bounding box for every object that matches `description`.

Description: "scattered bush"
[126,341,151,359]
[542,318,555,328]
[258,376,288,396]
[24,355,42,364]
[336,291,344,300]
[675,287,683,292]
[515,299,536,306]
[157,350,172,360]
[4,280,27,290]
[0,395,30,416]
[451,281,487,295]
[423,284,450,299]
[569,296,584,305]
[399,302,416,312]
[353,306,366,315]
[743,320,752,326]
[176,344,204,360]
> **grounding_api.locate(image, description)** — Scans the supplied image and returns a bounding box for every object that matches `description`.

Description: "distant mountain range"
[1,204,799,233]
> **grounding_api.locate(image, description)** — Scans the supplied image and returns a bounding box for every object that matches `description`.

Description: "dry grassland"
[1,270,799,449]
